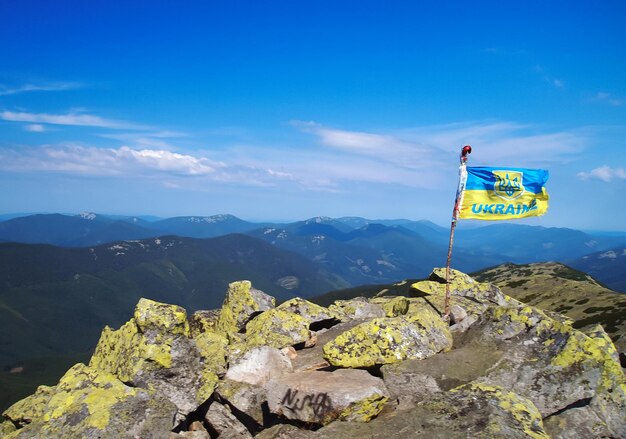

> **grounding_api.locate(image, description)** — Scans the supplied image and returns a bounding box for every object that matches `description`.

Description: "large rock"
[370,296,410,317]
[276,298,341,328]
[214,379,267,427]
[314,382,548,439]
[204,402,252,439]
[329,297,386,320]
[381,340,505,408]
[244,309,311,349]
[429,267,510,306]
[266,369,389,425]
[88,298,217,414]
[225,346,293,386]
[465,304,626,437]
[216,281,275,334]
[323,307,452,368]
[189,309,221,336]
[2,363,176,439]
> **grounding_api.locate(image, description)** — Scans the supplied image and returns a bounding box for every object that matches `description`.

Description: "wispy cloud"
[0,144,296,189]
[0,110,149,130]
[0,145,221,176]
[296,120,584,170]
[578,166,626,182]
[24,124,46,132]
[0,81,83,96]
[590,92,624,107]
[292,120,440,170]
[534,65,564,88]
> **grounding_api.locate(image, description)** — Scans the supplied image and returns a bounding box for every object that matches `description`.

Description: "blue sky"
[1,1,625,230]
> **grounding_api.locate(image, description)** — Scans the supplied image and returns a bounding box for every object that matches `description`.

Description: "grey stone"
[215,379,267,426]
[314,383,549,439]
[225,346,292,386]
[266,369,389,425]
[205,402,252,438]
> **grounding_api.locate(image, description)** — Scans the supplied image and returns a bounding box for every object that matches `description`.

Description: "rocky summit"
[1,271,625,438]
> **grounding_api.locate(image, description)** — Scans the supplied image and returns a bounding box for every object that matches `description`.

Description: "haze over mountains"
[1,212,625,288]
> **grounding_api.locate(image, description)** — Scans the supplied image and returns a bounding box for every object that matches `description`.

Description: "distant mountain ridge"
[1,212,626,290]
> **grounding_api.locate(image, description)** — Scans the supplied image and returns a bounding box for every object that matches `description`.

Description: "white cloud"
[0,145,221,176]
[0,144,298,190]
[578,166,626,182]
[0,111,148,130]
[0,81,83,96]
[296,120,584,171]
[24,124,46,132]
[534,65,565,89]
[591,92,624,107]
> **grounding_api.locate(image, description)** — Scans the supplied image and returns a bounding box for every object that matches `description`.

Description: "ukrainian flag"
[459,167,549,220]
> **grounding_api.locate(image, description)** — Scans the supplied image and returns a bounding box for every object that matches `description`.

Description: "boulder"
[291,320,368,372]
[381,340,505,408]
[189,309,221,337]
[204,402,252,439]
[370,296,410,317]
[225,346,293,386]
[466,304,626,437]
[88,298,213,414]
[2,363,176,439]
[266,369,389,425]
[323,308,452,368]
[214,379,267,427]
[429,267,509,306]
[216,281,275,334]
[314,382,548,439]
[276,298,341,328]
[329,297,386,320]
[245,309,311,349]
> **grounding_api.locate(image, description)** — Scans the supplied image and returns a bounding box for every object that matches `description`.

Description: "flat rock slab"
[266,369,389,425]
[225,346,292,386]
[381,341,505,407]
[314,382,548,439]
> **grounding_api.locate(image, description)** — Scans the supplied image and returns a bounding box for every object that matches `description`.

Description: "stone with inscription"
[266,369,389,425]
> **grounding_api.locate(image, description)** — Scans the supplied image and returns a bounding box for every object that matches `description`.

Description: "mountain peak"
[78,212,97,220]
[186,214,237,223]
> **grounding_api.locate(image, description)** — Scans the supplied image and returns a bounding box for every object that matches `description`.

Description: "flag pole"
[444,145,472,321]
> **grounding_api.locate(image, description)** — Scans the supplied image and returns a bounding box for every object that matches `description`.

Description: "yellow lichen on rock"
[2,385,55,428]
[370,296,410,317]
[245,309,310,349]
[216,281,276,335]
[133,297,190,337]
[323,311,452,368]
[193,331,229,403]
[452,382,549,439]
[338,393,389,422]
[276,297,341,322]
[89,319,173,381]
[551,326,626,400]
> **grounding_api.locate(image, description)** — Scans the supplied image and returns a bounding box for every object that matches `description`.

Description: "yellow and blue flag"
[458,166,549,220]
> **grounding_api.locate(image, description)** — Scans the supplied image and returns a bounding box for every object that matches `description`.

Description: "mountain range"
[1,212,625,289]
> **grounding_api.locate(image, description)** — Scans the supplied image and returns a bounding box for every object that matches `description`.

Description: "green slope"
[473,262,626,354]
[0,234,348,411]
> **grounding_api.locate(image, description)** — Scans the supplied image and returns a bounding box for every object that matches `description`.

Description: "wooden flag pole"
[444,145,472,321]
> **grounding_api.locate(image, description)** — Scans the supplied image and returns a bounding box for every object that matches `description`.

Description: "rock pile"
[2,270,625,438]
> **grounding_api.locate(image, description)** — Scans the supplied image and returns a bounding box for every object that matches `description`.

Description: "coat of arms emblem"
[493,170,525,200]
